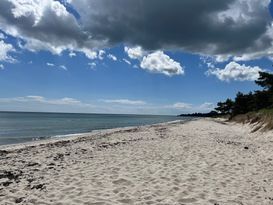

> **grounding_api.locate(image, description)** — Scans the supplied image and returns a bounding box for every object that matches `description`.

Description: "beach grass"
[231,108,273,131]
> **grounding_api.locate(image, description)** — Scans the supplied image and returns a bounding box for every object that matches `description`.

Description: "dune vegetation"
[215,72,273,131]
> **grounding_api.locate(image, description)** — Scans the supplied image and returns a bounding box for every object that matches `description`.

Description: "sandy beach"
[1,118,273,205]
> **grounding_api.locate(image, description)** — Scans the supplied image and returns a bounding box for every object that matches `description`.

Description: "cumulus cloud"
[102,99,146,105]
[124,46,145,59]
[0,64,4,70]
[207,61,263,81]
[0,0,272,61]
[0,40,15,62]
[124,46,184,76]
[107,54,117,61]
[0,32,5,39]
[98,50,105,60]
[140,51,184,76]
[0,0,100,59]
[69,0,272,59]
[79,48,97,59]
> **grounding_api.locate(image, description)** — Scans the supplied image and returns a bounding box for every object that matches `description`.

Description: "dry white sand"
[1,118,273,205]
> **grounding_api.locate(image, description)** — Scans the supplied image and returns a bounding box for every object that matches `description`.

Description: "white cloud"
[124,46,184,77]
[200,56,216,69]
[140,51,184,76]
[59,65,67,70]
[46,63,67,70]
[107,54,117,61]
[10,0,67,25]
[102,99,146,105]
[69,51,76,57]
[47,97,81,105]
[198,102,214,110]
[0,64,4,70]
[80,48,97,60]
[0,94,216,115]
[123,58,131,65]
[200,55,232,70]
[0,0,100,60]
[172,102,192,109]
[0,33,5,39]
[0,96,101,112]
[232,46,273,61]
[215,55,231,63]
[46,62,55,67]
[0,96,82,105]
[25,96,44,101]
[124,46,145,59]
[162,101,215,113]
[207,61,263,81]
[88,62,96,69]
[0,40,15,62]
[98,50,105,60]
[22,38,64,55]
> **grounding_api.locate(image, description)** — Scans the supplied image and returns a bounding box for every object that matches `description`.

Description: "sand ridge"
[1,118,273,204]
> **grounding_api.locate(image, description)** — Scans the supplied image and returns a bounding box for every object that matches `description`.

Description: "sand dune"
[1,118,273,204]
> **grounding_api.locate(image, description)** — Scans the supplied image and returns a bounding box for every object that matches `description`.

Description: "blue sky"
[0,0,273,115]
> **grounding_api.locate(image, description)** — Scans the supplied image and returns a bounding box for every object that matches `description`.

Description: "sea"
[0,111,183,146]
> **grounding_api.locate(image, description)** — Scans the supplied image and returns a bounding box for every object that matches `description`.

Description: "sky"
[0,0,273,115]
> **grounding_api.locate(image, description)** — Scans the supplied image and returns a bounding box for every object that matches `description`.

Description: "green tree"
[233,92,255,115]
[215,72,273,117]
[253,90,272,110]
[255,71,273,92]
[255,71,273,108]
[215,98,234,114]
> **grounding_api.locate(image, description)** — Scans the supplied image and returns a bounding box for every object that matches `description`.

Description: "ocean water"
[0,111,182,146]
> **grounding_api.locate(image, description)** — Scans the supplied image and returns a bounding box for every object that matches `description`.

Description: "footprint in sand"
[112,178,132,186]
[118,198,133,204]
[178,197,197,203]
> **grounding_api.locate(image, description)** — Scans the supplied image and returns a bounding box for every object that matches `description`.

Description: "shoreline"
[0,111,181,148]
[1,118,273,204]
[0,119,184,151]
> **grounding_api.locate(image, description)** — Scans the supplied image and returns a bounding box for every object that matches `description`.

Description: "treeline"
[215,72,273,116]
[179,111,220,117]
